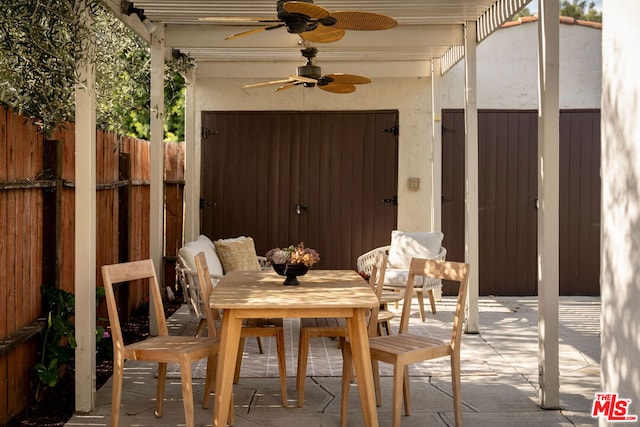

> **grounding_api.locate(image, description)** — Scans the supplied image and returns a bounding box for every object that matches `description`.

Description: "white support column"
[184,66,200,242]
[464,21,479,333]
[149,25,165,335]
[537,0,560,409]
[431,58,443,232]
[74,4,96,412]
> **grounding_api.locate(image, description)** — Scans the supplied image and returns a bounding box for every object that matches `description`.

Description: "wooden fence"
[0,104,185,423]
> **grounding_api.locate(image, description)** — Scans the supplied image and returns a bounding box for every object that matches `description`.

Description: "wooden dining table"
[210,269,380,426]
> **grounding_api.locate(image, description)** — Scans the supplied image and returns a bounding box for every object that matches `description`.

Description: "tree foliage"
[0,0,190,140]
[561,0,602,22]
[514,7,533,19]
[0,0,100,134]
[94,9,191,141]
[513,1,602,22]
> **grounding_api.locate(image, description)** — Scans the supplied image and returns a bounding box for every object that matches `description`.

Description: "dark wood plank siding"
[441,111,466,295]
[478,111,538,295]
[442,109,600,296]
[559,110,601,295]
[200,110,398,270]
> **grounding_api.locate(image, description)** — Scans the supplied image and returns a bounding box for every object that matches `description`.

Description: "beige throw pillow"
[214,237,262,273]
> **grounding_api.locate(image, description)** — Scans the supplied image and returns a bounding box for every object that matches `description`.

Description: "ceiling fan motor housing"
[277,0,316,33]
[298,64,321,86]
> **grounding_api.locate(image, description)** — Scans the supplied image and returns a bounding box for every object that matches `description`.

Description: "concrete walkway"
[66,296,600,426]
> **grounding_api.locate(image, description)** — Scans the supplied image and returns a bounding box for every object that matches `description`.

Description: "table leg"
[213,309,243,427]
[346,308,379,427]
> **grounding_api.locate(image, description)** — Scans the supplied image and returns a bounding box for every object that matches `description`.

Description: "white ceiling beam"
[196,60,431,79]
[164,24,463,50]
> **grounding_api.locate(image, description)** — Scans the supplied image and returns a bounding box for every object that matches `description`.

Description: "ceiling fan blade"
[199,16,280,23]
[319,83,357,94]
[300,24,345,43]
[330,11,398,31]
[225,26,268,40]
[283,1,330,19]
[324,73,371,85]
[244,78,295,89]
[291,75,317,84]
[225,23,285,40]
[275,83,300,92]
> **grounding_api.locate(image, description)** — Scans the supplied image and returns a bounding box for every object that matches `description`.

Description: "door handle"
[200,197,214,209]
[295,204,307,215]
[382,195,398,206]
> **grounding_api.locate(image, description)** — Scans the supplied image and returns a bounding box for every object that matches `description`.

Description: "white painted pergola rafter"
[74,0,561,415]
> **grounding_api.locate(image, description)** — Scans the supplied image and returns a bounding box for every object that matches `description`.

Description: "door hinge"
[384,125,399,136]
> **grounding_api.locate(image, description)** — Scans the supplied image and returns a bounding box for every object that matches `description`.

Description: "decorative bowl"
[272,263,309,286]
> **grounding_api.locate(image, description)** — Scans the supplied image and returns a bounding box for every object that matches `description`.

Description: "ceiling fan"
[201,0,397,43]
[244,47,371,94]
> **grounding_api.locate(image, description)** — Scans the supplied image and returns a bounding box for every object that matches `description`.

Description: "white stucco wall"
[442,20,602,109]
[194,74,434,231]
[601,1,640,422]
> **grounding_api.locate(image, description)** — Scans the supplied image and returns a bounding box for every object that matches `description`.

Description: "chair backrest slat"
[194,252,219,338]
[101,259,169,349]
[367,251,388,337]
[399,258,470,348]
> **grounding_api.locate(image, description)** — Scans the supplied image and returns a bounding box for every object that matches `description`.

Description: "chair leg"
[256,336,264,354]
[427,289,437,314]
[203,355,216,409]
[402,365,411,416]
[391,363,404,427]
[227,393,235,426]
[296,329,310,407]
[155,362,167,417]
[275,329,288,407]
[451,353,462,427]
[416,290,426,322]
[210,353,235,426]
[110,355,125,427]
[179,357,195,427]
[234,337,246,384]
[373,359,382,407]
[340,343,354,427]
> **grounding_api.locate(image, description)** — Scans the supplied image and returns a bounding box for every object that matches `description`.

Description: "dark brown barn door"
[441,109,600,296]
[559,111,601,295]
[200,110,398,270]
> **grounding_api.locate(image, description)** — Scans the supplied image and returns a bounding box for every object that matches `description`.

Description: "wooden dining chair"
[338,251,388,422]
[296,316,347,407]
[101,259,225,427]
[194,252,288,407]
[340,257,470,427]
[296,252,391,408]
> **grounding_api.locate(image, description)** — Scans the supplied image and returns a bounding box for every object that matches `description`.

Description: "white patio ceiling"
[107,0,531,75]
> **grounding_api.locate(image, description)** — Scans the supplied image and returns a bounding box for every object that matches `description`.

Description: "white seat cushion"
[387,230,444,268]
[197,234,215,249]
[185,239,224,276]
[384,268,425,287]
